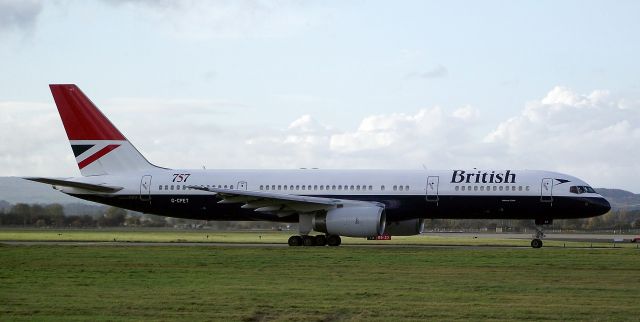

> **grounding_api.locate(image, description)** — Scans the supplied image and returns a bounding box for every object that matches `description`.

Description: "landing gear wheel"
[531,238,543,249]
[302,235,315,247]
[327,235,342,247]
[314,235,327,246]
[288,235,303,246]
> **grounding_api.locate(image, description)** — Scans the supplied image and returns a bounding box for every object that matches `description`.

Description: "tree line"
[1,202,639,232]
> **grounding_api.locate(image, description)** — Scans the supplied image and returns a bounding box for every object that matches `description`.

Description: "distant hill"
[0,177,99,205]
[0,200,10,211]
[596,188,640,211]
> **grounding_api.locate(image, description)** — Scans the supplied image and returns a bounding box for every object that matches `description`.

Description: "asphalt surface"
[1,233,636,248]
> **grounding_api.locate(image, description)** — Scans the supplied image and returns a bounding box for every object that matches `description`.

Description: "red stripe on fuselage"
[50,84,126,140]
[78,144,120,169]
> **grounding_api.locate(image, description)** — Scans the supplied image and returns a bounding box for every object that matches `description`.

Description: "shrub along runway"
[1,242,639,321]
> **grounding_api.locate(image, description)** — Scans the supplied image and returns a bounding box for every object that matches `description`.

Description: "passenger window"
[405,185,409,191]
[260,185,264,190]
[512,186,516,191]
[356,185,361,191]
[284,185,288,190]
[301,185,305,190]
[493,186,497,191]
[369,185,373,191]
[349,185,353,191]
[526,186,530,191]
[480,186,484,191]
[381,185,385,191]
[159,185,163,190]
[399,185,403,191]
[474,186,478,191]
[499,186,503,191]
[170,185,174,190]
[320,185,324,191]
[455,186,460,191]
[266,185,270,191]
[393,185,397,191]
[518,186,522,191]
[338,185,342,190]
[314,185,318,190]
[331,185,336,190]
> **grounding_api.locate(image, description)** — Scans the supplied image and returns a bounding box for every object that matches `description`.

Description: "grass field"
[1,242,639,321]
[1,229,638,248]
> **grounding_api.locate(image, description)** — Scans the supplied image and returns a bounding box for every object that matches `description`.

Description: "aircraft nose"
[591,197,611,215]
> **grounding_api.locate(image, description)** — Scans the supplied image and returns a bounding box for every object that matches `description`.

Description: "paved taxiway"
[2,233,635,248]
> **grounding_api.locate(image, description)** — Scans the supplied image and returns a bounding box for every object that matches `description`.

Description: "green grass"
[0,229,637,248]
[1,244,639,321]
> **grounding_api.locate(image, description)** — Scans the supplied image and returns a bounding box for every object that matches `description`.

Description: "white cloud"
[0,0,42,34]
[406,64,448,79]
[105,0,332,39]
[2,86,639,191]
[485,86,640,190]
[0,101,77,176]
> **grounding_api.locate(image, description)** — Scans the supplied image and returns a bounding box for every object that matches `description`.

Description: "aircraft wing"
[190,186,379,215]
[24,177,124,193]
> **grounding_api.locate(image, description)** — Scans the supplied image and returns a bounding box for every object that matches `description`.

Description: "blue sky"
[1,0,640,192]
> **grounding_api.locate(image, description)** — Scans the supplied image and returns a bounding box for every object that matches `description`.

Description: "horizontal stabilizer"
[24,177,123,193]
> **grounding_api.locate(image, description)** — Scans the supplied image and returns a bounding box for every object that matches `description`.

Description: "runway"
[1,232,636,249]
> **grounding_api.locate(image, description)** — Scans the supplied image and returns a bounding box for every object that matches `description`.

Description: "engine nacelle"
[384,218,425,236]
[313,206,386,237]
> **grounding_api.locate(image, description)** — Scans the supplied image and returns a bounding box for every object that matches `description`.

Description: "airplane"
[26,84,611,248]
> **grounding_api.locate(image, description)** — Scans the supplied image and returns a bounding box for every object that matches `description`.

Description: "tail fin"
[50,84,157,176]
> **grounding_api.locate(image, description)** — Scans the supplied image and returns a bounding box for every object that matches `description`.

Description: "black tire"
[315,235,327,246]
[302,235,315,247]
[327,235,342,247]
[531,239,543,249]
[288,235,302,246]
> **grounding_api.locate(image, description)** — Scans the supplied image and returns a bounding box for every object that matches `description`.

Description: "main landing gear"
[287,234,341,247]
[531,219,552,249]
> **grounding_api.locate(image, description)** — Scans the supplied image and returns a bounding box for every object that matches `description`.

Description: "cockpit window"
[570,186,596,194]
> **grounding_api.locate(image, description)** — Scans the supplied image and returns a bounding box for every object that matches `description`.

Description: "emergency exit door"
[426,176,439,202]
[540,178,553,202]
[140,175,152,202]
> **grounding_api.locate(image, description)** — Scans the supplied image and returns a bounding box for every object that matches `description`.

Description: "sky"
[1,0,640,192]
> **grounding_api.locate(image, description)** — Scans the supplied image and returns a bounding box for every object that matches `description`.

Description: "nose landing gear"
[531,218,552,248]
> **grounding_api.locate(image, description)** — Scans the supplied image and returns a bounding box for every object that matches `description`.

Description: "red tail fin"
[49,84,156,176]
[49,84,126,141]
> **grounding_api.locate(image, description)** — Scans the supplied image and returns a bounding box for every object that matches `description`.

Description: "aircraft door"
[237,181,247,190]
[426,176,439,202]
[540,178,553,202]
[140,175,152,202]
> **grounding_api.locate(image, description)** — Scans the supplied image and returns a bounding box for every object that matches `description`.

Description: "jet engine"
[313,206,386,237]
[384,218,425,236]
